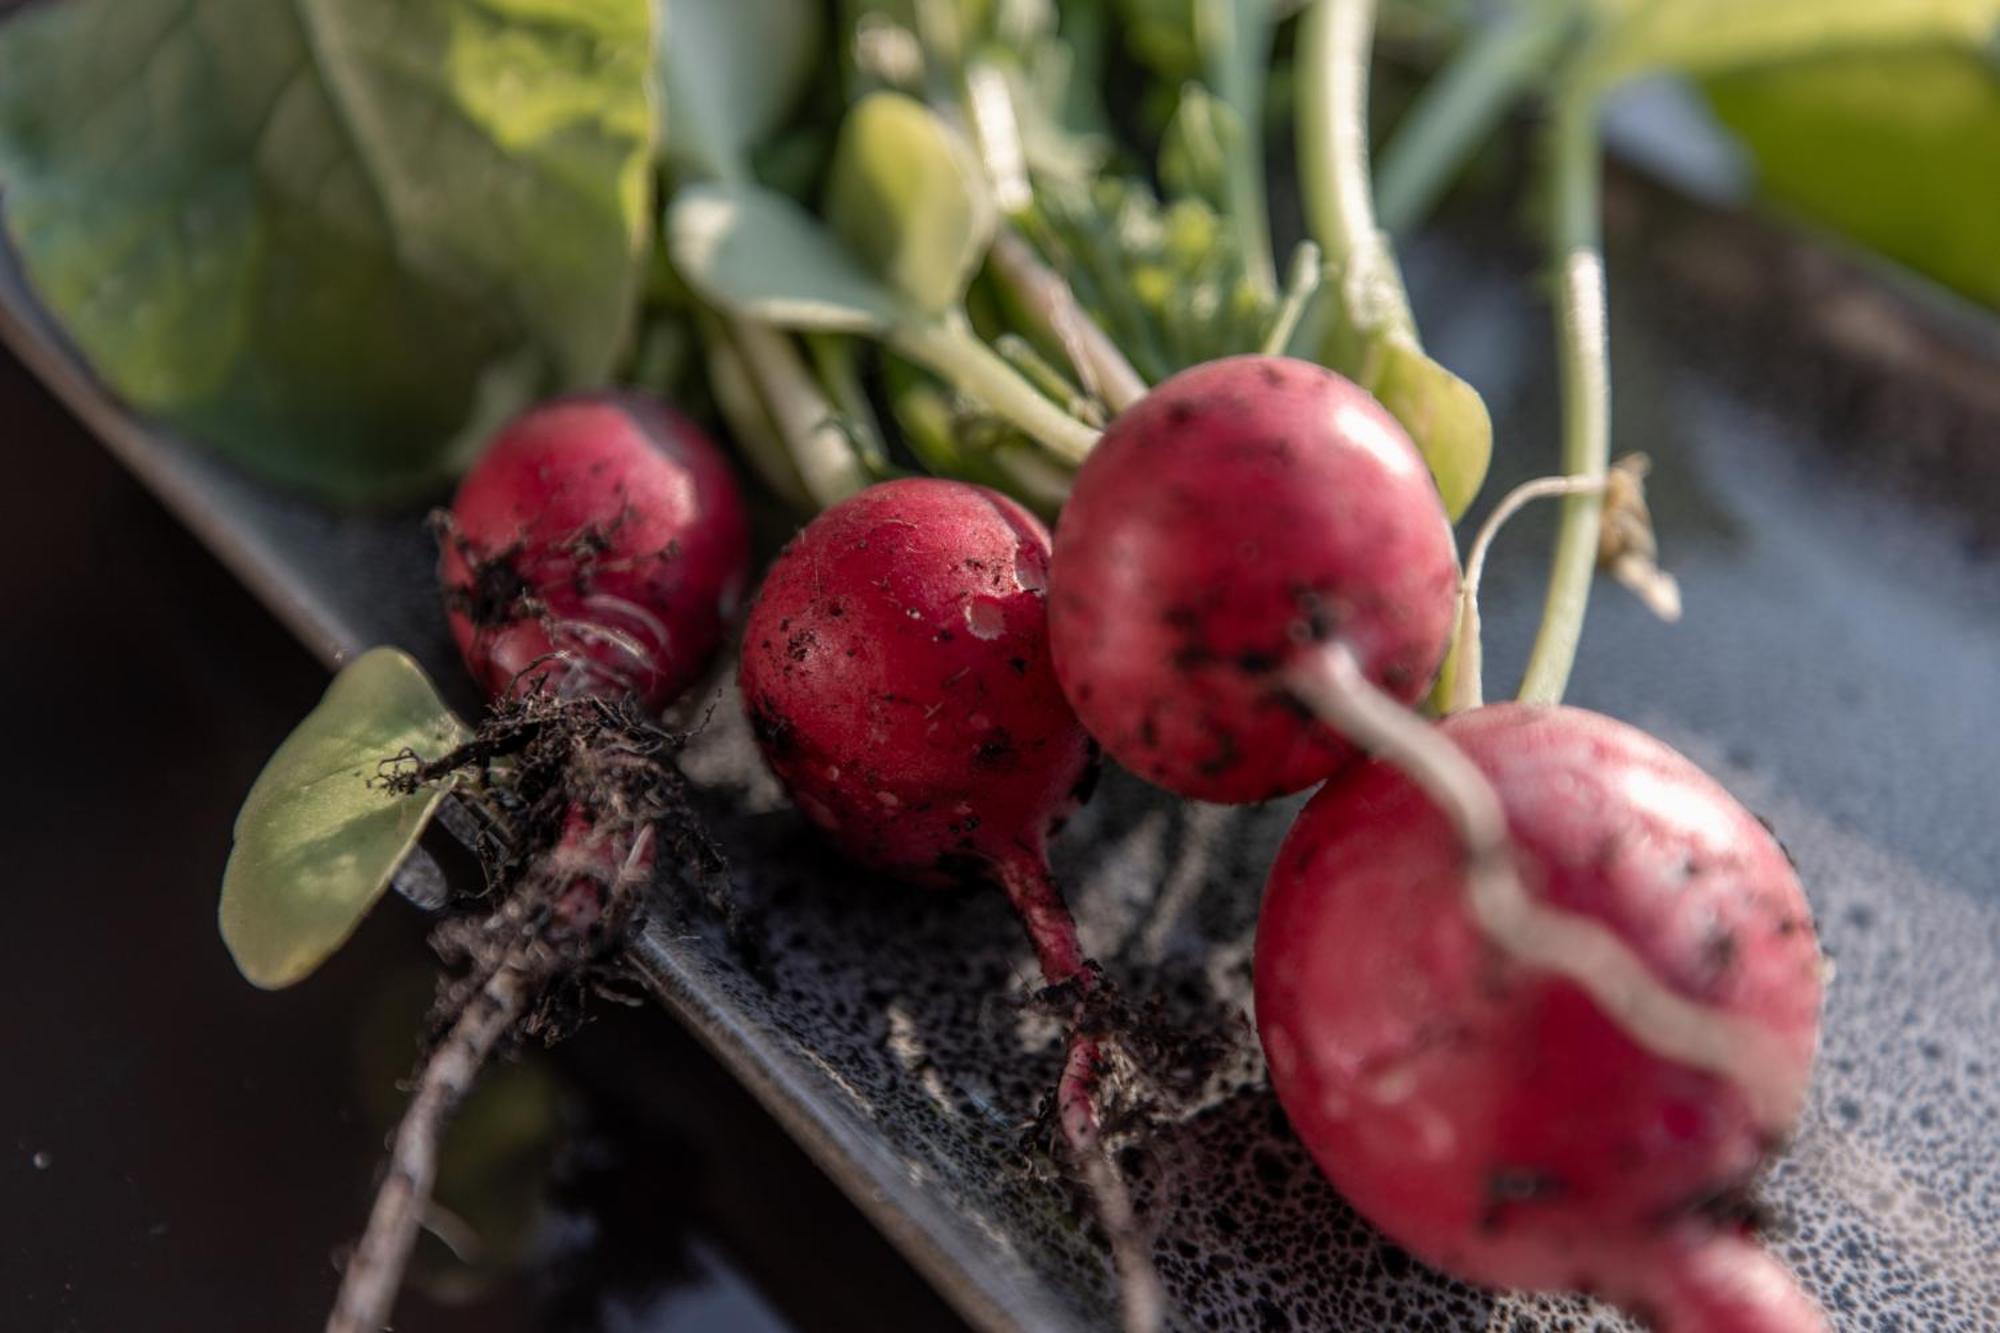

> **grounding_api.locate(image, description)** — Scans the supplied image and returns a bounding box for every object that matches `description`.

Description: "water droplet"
[964,598,1005,640]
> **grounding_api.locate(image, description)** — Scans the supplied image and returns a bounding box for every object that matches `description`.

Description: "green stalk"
[1200,0,1279,300]
[729,318,874,509]
[1374,5,1573,235]
[1516,98,1610,705]
[805,334,892,476]
[894,315,1104,465]
[1297,0,1418,350]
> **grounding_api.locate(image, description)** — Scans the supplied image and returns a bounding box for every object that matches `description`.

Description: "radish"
[1256,703,1825,1331]
[439,392,751,713]
[739,477,1161,1331]
[330,394,747,1333]
[1049,355,1459,804]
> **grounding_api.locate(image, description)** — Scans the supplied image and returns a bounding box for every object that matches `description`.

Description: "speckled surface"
[7,195,1998,1331]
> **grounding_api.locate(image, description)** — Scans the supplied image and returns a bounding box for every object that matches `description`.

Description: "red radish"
[1255,703,1825,1331]
[334,395,748,1333]
[440,393,750,713]
[739,477,1160,1330]
[740,478,1094,907]
[1050,355,1458,804]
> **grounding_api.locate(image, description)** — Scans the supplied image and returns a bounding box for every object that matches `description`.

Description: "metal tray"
[7,180,1998,1331]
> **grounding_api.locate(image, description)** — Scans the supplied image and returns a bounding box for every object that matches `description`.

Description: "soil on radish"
[382,689,725,1036]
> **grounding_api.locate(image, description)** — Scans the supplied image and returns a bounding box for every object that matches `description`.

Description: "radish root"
[1000,858,1165,1333]
[326,950,547,1333]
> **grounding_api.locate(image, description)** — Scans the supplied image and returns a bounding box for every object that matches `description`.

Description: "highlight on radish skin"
[739,477,1161,1331]
[1049,355,1459,804]
[1255,703,1826,1330]
[740,478,1097,895]
[440,392,751,712]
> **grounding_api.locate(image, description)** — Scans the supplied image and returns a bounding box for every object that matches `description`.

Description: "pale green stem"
[1298,0,1379,270]
[1516,98,1610,705]
[988,227,1147,412]
[1448,472,1607,714]
[1260,241,1325,357]
[1200,0,1278,299]
[997,334,1101,425]
[805,334,892,476]
[894,316,1103,465]
[730,319,873,509]
[1297,0,1420,352]
[1374,6,1573,235]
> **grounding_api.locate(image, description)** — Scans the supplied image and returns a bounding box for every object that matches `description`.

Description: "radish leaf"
[826,93,997,316]
[669,183,901,333]
[220,649,471,990]
[0,0,655,504]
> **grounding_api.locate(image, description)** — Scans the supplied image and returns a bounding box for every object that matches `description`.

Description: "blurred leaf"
[1577,0,2000,93]
[1708,46,2000,309]
[1159,82,1235,210]
[220,649,470,990]
[826,92,997,314]
[660,0,824,178]
[1366,340,1492,520]
[0,0,655,504]
[1112,0,1202,83]
[669,182,900,332]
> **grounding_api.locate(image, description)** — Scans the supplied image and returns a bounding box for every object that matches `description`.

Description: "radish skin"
[1050,355,1458,804]
[1256,703,1824,1327]
[440,393,750,713]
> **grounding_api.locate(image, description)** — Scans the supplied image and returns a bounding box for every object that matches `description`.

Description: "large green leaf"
[220,648,471,990]
[1708,47,2000,310]
[669,182,900,332]
[826,92,996,315]
[0,0,655,504]
[1577,0,2000,92]
[659,0,824,178]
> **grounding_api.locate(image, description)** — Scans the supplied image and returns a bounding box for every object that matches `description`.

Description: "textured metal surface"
[7,197,1998,1331]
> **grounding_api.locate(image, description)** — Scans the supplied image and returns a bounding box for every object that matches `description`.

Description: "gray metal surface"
[6,191,1997,1331]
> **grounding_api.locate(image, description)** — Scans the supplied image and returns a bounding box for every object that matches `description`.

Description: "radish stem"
[895,316,1104,464]
[1450,472,1607,714]
[989,228,1148,413]
[1517,98,1611,705]
[1374,6,1573,235]
[1198,0,1278,300]
[728,318,874,508]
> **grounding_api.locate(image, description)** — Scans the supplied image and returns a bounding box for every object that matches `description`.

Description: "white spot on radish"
[1264,1026,1298,1082]
[1012,548,1047,593]
[824,765,841,782]
[964,597,1006,639]
[1368,1065,1418,1104]
[969,713,992,731]
[876,790,901,808]
[953,802,973,817]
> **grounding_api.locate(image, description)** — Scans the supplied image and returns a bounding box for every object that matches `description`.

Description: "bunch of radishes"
[244,361,1825,1333]
[439,356,1825,1330]
[721,351,1826,1331]
[213,0,1837,1325]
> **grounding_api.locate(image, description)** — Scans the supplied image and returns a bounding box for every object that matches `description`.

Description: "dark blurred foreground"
[0,348,963,1333]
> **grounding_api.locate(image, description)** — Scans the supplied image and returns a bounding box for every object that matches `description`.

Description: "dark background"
[0,348,964,1333]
